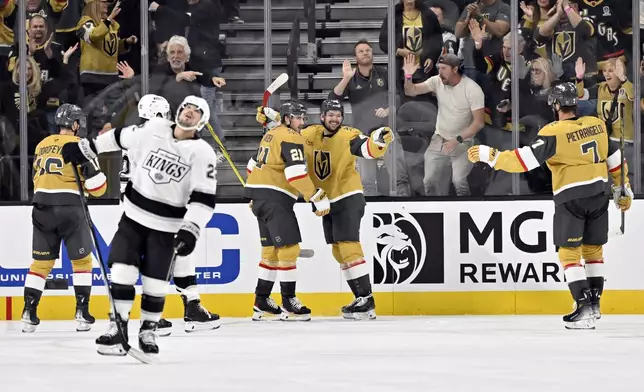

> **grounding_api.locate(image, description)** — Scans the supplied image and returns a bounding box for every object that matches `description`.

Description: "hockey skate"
[280,296,311,321]
[74,294,95,332]
[21,295,40,333]
[342,294,376,320]
[156,318,173,337]
[182,296,220,332]
[563,290,595,330]
[96,316,129,356]
[139,320,159,354]
[589,288,601,320]
[252,295,283,321]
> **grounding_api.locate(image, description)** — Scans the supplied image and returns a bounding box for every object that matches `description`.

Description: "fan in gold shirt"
[256,99,394,320]
[468,82,631,331]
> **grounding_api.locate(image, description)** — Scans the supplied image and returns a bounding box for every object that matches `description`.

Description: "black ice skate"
[96,316,129,356]
[252,295,283,321]
[139,320,159,354]
[183,296,221,332]
[342,294,376,320]
[21,297,40,333]
[74,294,95,332]
[280,296,311,321]
[563,290,595,330]
[589,288,601,320]
[156,318,173,337]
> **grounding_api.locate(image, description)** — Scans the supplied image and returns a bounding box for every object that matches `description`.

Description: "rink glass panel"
[2,0,641,203]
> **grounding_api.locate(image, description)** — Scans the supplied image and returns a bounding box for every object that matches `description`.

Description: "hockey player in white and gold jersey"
[468,82,632,330]
[23,103,107,334]
[255,99,394,319]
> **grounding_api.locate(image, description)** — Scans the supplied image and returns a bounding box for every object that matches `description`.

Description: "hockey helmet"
[547,82,577,108]
[138,94,172,121]
[280,100,307,120]
[55,104,86,133]
[320,99,344,116]
[175,95,210,131]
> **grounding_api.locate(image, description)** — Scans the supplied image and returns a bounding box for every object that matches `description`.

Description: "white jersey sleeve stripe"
[284,164,307,182]
[517,145,541,171]
[607,149,622,172]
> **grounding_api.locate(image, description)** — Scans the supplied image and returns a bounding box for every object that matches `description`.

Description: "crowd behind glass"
[0,0,641,201]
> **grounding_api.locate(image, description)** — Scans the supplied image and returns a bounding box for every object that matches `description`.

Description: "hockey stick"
[205,123,246,186]
[618,101,625,234]
[262,73,289,131]
[71,165,153,364]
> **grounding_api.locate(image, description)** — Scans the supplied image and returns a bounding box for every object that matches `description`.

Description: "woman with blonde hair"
[76,0,137,97]
[0,45,78,165]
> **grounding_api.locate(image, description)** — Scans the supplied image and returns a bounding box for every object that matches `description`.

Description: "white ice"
[1,316,643,392]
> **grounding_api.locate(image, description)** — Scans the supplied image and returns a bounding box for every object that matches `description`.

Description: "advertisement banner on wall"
[0,200,642,299]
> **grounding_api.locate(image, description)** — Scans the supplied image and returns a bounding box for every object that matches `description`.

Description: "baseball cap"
[437,53,460,68]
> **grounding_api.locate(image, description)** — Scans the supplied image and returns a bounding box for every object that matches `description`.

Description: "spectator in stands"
[0,45,77,160]
[576,57,635,183]
[455,0,510,84]
[429,4,459,56]
[536,0,596,80]
[379,0,443,100]
[148,1,189,64]
[76,0,137,98]
[222,0,244,24]
[185,0,226,144]
[150,35,227,145]
[330,39,411,196]
[519,0,557,62]
[8,15,72,133]
[403,53,485,196]
[455,0,511,86]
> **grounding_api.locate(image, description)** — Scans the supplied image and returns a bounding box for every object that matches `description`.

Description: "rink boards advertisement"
[1,200,644,320]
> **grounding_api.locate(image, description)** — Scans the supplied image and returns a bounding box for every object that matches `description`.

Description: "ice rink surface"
[1,315,643,392]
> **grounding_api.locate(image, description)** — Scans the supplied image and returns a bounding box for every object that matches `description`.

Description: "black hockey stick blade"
[71,165,153,364]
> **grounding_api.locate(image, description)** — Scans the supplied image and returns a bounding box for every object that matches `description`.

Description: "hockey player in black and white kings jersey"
[121,94,220,336]
[62,96,218,355]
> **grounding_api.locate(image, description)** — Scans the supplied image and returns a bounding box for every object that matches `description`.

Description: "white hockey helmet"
[175,95,210,131]
[138,94,172,121]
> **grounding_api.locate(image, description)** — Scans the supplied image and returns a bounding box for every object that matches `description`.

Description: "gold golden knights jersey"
[0,0,16,55]
[76,16,128,84]
[492,116,624,205]
[245,124,317,203]
[576,79,635,142]
[33,134,107,205]
[301,125,387,202]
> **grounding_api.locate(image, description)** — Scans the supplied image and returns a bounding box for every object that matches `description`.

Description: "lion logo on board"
[314,150,331,181]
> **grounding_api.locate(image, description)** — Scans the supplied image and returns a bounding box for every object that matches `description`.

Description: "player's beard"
[324,120,341,133]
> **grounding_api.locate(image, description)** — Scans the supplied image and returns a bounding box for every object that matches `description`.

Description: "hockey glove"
[256,106,281,130]
[62,139,98,164]
[611,183,634,212]
[310,188,330,217]
[370,127,394,147]
[468,145,498,167]
[174,221,200,257]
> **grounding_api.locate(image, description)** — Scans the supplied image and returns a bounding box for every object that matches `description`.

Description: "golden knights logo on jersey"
[103,31,118,57]
[143,149,190,184]
[314,150,331,181]
[600,99,624,124]
[403,26,422,53]
[554,31,575,61]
